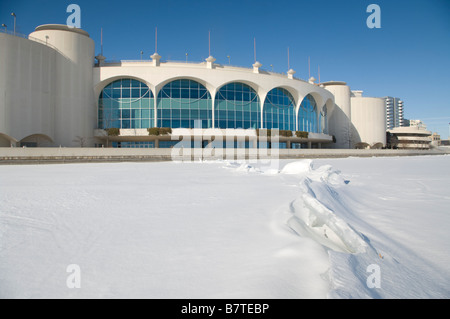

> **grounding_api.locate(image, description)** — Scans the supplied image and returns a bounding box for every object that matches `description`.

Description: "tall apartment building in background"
[385,97,404,129]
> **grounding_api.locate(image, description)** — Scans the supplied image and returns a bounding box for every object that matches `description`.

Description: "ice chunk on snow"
[235,163,261,173]
[280,161,347,186]
[287,169,366,254]
[280,160,313,175]
[308,164,347,186]
[288,193,367,254]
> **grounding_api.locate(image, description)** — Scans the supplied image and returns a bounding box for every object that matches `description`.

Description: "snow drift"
[226,157,450,298]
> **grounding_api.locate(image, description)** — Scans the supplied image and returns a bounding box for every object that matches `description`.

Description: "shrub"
[257,129,295,137]
[147,127,172,136]
[106,127,120,136]
[280,130,293,137]
[295,131,309,139]
[159,127,172,135]
[147,127,160,136]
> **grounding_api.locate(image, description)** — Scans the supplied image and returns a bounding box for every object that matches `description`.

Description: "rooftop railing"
[99,58,305,82]
[0,28,67,57]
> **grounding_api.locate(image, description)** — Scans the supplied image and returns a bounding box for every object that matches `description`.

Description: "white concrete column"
[253,61,262,73]
[206,56,216,69]
[287,69,295,80]
[151,53,161,67]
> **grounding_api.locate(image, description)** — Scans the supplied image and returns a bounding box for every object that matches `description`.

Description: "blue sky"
[1,0,450,138]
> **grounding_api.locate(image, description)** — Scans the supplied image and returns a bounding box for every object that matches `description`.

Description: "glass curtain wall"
[98,78,154,129]
[157,79,212,129]
[214,82,260,129]
[263,88,296,131]
[298,94,318,132]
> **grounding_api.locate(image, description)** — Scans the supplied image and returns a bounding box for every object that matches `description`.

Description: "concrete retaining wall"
[1,147,449,164]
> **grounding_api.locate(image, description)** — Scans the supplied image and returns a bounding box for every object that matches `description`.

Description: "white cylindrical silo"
[0,32,57,144]
[351,96,386,147]
[30,24,96,146]
[322,81,352,148]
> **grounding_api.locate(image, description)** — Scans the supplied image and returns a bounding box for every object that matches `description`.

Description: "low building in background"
[387,126,431,150]
[409,119,427,130]
[431,132,441,147]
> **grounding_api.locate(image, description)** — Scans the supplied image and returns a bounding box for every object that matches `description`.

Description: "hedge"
[280,130,293,137]
[147,127,172,136]
[159,127,172,135]
[294,131,309,138]
[256,129,293,137]
[106,127,120,136]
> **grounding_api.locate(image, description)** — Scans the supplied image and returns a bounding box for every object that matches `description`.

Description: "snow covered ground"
[0,155,449,298]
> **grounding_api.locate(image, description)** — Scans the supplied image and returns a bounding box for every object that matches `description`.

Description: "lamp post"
[11,12,16,36]
[1,24,6,32]
[185,52,188,63]
[140,50,143,60]
[227,55,230,64]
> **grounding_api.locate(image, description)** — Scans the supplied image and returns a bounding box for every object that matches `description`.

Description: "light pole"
[11,12,16,36]
[185,52,188,63]
[1,24,6,32]
[45,35,49,45]
[140,50,143,60]
[227,55,230,64]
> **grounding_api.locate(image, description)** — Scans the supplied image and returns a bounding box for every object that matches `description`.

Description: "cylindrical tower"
[322,81,352,148]
[351,96,386,147]
[30,24,95,146]
[0,31,57,145]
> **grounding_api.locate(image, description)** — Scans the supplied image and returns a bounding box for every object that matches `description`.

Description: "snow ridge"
[283,162,367,254]
[227,160,367,254]
[226,159,380,298]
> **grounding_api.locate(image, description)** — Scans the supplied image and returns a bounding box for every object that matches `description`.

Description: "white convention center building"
[0,24,387,149]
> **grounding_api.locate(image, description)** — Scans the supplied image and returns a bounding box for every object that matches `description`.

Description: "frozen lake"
[0,155,449,298]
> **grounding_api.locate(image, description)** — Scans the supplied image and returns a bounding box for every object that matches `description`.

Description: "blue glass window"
[112,141,155,148]
[157,79,212,128]
[215,82,260,129]
[98,78,154,129]
[298,94,318,132]
[263,88,296,131]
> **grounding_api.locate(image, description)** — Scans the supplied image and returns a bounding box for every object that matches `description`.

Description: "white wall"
[323,82,352,148]
[0,25,96,147]
[0,33,57,142]
[30,25,96,147]
[351,96,386,146]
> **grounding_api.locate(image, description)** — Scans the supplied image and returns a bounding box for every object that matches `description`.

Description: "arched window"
[298,94,318,132]
[98,78,154,129]
[215,82,260,129]
[263,88,296,131]
[157,79,212,129]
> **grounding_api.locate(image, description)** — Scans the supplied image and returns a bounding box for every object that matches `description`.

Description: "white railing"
[0,28,67,58]
[99,56,305,81]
